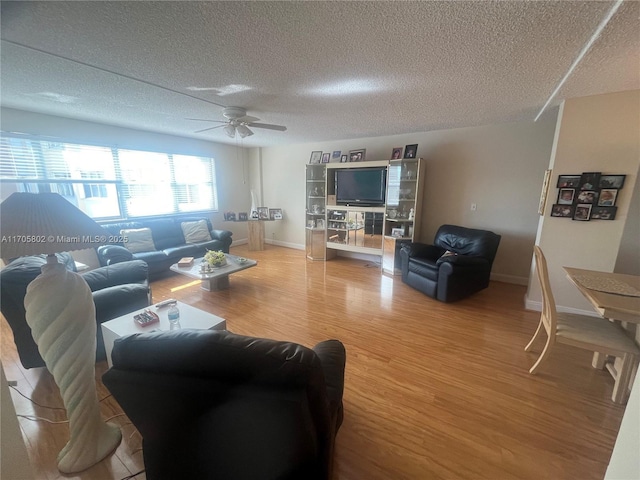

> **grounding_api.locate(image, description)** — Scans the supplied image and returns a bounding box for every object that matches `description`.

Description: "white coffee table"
[101,301,226,367]
[170,253,257,291]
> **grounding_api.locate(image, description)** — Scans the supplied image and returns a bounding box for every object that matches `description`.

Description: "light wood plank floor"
[1,245,627,480]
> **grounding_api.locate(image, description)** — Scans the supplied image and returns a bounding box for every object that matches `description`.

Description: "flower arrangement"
[204,249,227,267]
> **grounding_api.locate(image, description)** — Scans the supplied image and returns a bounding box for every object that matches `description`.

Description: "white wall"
[526,90,640,312]
[258,117,558,283]
[0,108,253,250]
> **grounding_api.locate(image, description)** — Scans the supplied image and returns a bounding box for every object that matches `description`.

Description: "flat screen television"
[335,167,387,206]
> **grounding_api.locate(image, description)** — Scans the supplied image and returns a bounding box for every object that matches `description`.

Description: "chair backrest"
[434,224,501,265]
[533,246,558,341]
[102,329,335,480]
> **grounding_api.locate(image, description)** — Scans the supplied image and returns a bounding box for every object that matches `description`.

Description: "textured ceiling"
[1,1,638,147]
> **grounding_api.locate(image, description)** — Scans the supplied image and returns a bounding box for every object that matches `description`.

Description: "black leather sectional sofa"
[97,216,232,278]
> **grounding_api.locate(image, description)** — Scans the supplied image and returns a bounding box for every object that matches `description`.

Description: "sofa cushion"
[181,220,212,243]
[407,256,439,281]
[121,228,155,253]
[162,244,201,258]
[131,250,169,264]
[146,219,185,251]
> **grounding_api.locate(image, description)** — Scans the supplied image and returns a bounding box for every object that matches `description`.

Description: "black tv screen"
[335,167,387,206]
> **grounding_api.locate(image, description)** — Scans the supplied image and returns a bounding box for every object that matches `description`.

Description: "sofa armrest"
[96,244,134,266]
[313,340,346,411]
[83,260,149,292]
[210,229,232,241]
[93,284,151,323]
[401,242,444,259]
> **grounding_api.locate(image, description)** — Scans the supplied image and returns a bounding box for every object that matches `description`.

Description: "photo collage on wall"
[551,172,625,221]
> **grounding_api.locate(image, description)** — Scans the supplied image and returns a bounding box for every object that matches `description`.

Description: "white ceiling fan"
[188,107,287,138]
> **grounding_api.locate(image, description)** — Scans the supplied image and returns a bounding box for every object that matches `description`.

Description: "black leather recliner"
[0,253,151,368]
[400,224,501,302]
[102,329,346,480]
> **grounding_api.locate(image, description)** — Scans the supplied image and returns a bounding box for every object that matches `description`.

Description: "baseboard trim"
[266,239,304,250]
[491,273,528,286]
[231,238,248,246]
[524,294,600,317]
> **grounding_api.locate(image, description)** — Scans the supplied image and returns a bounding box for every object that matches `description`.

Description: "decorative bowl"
[236,257,248,264]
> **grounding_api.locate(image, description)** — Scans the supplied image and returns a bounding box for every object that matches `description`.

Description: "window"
[0,134,218,220]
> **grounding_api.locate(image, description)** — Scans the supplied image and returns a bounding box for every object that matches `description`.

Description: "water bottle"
[167,302,180,327]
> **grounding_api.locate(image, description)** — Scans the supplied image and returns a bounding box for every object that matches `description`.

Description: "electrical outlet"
[471,203,477,211]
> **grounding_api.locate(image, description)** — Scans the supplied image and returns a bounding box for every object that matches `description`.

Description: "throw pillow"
[181,220,212,243]
[120,228,155,254]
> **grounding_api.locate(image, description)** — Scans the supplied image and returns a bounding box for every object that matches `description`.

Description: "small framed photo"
[573,204,592,221]
[391,147,403,160]
[341,154,348,163]
[349,149,366,162]
[556,175,581,188]
[257,207,269,220]
[332,150,341,160]
[598,188,618,206]
[403,144,418,159]
[269,208,283,220]
[309,151,322,164]
[591,206,617,220]
[223,211,236,221]
[578,172,601,191]
[557,188,575,205]
[551,204,574,218]
[599,175,626,189]
[321,153,329,163]
[576,190,598,204]
[238,212,248,221]
[391,227,404,237]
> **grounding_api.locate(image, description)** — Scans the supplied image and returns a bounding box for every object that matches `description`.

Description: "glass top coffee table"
[170,253,257,291]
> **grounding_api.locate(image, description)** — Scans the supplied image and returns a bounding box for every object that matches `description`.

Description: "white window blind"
[0,134,218,220]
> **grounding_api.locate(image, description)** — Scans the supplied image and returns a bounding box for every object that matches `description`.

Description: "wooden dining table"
[563,267,640,399]
[563,267,640,324]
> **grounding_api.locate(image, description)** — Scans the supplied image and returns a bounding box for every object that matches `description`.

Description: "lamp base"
[25,255,122,473]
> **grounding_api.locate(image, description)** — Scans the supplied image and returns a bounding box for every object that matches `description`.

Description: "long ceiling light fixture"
[534,0,623,121]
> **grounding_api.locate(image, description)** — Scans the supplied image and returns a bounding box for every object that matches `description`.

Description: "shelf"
[386,218,413,223]
[308,196,325,199]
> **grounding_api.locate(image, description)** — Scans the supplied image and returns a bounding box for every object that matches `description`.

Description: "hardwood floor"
[1,244,627,480]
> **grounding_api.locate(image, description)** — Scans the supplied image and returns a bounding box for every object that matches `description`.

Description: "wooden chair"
[525,246,640,403]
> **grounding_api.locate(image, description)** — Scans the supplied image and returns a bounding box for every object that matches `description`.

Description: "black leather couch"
[400,224,501,303]
[97,216,232,278]
[0,253,151,369]
[102,329,346,480]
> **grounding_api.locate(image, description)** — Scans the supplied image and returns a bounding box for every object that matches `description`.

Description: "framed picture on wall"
[591,206,617,220]
[322,152,330,163]
[598,189,618,206]
[599,175,626,189]
[341,154,348,163]
[576,190,598,204]
[557,188,575,205]
[556,175,581,188]
[551,205,574,218]
[391,147,403,160]
[573,204,592,221]
[578,172,601,191]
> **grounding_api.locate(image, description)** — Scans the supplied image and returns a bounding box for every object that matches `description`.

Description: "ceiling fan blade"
[194,125,226,133]
[249,122,287,132]
[237,115,260,123]
[186,117,225,123]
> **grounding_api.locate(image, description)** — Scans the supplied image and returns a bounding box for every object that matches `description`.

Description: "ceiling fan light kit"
[236,124,254,138]
[223,124,236,138]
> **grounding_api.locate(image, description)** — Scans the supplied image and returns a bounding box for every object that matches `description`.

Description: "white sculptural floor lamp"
[0,192,122,474]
